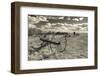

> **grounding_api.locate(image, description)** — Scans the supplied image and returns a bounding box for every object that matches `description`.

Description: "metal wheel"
[50,34,67,52]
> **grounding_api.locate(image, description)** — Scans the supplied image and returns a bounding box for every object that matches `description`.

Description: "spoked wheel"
[50,34,67,53]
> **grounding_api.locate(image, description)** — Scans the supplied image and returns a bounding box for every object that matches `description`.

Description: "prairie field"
[28,33,88,60]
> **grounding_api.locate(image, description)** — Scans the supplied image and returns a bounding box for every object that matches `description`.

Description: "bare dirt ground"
[28,33,88,60]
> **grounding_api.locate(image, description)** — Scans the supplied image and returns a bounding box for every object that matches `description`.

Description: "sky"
[28,15,88,33]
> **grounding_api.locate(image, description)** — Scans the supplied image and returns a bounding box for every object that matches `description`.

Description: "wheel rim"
[50,34,67,52]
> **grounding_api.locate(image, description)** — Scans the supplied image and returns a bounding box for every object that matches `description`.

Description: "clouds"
[28,15,88,33]
[72,18,79,21]
[28,16,48,24]
[37,16,48,21]
[79,17,84,21]
[58,17,64,19]
[72,17,84,22]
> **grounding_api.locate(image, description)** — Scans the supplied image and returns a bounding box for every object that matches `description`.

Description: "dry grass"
[28,33,88,60]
